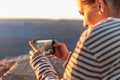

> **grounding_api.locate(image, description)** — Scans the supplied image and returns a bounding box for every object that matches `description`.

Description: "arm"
[63,51,72,68]
[29,41,60,80]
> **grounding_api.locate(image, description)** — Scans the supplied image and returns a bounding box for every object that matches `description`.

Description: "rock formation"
[0,54,64,80]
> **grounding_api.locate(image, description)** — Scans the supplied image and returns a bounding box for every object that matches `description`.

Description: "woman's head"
[77,0,120,28]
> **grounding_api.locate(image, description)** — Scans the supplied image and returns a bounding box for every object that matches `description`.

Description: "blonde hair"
[80,0,95,5]
[80,0,120,17]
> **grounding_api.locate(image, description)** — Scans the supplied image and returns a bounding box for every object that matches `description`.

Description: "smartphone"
[32,39,55,55]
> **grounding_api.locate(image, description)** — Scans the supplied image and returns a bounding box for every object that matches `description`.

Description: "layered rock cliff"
[0,54,64,80]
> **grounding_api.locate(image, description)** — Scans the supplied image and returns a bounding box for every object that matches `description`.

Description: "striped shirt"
[30,18,120,80]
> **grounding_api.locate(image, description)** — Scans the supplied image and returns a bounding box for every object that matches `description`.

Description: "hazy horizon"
[0,20,85,60]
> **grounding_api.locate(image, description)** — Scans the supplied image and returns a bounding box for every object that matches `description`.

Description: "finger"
[53,39,59,44]
[29,50,34,56]
[50,54,57,58]
[29,55,33,60]
[29,50,34,60]
[29,41,38,51]
[54,42,63,47]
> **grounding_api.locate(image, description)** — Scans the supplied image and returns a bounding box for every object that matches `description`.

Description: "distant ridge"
[0,18,83,21]
[0,19,84,60]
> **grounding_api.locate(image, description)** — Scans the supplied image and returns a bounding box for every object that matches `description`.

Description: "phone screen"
[33,39,54,55]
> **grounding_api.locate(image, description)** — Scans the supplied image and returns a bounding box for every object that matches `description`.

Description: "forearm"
[30,54,60,80]
[63,51,72,68]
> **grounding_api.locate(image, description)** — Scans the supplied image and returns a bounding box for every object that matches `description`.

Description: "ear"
[96,0,106,15]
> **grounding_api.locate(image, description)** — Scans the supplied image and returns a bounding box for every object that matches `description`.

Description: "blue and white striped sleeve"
[30,54,60,80]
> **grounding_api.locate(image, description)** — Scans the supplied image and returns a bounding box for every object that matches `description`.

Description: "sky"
[0,0,83,19]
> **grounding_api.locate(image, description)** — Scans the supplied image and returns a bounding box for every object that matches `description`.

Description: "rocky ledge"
[0,54,64,80]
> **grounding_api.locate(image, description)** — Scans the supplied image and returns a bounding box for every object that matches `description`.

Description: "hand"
[29,41,42,59]
[52,39,70,60]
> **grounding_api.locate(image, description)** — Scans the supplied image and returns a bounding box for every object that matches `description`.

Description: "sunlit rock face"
[0,54,64,80]
[0,55,36,80]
